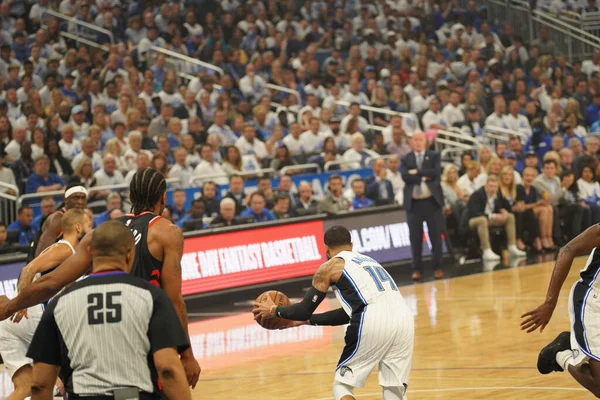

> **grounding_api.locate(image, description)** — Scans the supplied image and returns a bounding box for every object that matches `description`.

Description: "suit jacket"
[400,150,443,212]
[364,176,394,205]
[224,191,246,215]
[465,187,512,220]
[173,101,202,121]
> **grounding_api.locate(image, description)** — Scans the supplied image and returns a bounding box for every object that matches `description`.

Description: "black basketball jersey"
[116,212,163,287]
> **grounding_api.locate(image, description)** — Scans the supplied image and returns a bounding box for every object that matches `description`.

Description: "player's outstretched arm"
[521,224,600,333]
[158,222,200,388]
[253,258,344,322]
[17,244,73,294]
[0,232,93,321]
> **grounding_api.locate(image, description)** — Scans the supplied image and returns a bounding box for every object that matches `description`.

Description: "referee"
[26,221,191,400]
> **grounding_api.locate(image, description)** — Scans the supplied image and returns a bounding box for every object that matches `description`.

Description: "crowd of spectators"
[2,0,600,260]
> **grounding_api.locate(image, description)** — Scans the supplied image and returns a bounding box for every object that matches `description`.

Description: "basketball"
[254,290,292,330]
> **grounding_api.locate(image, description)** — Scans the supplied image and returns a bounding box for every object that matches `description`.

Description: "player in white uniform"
[522,223,600,397]
[0,209,91,400]
[254,225,414,400]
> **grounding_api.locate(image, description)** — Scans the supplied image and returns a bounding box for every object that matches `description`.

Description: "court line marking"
[312,386,587,400]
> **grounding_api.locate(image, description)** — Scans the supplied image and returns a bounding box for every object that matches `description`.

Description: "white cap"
[380,68,391,78]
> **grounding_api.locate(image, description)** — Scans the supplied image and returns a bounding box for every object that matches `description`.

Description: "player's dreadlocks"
[129,168,166,215]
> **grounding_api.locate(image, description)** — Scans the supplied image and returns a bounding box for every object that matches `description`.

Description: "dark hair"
[324,225,351,248]
[543,159,557,168]
[129,168,166,214]
[580,165,596,181]
[352,178,365,186]
[329,174,343,183]
[191,198,206,207]
[229,174,243,182]
[17,206,32,215]
[275,193,290,203]
[561,169,578,195]
[249,191,266,202]
[92,220,134,259]
[258,176,271,184]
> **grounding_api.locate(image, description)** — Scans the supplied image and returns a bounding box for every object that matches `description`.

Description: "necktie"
[417,153,423,169]
[414,153,423,197]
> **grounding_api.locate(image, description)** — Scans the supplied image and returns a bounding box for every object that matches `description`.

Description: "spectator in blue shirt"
[365,159,395,206]
[32,196,56,231]
[585,93,600,126]
[8,206,35,245]
[177,198,207,230]
[351,178,374,210]
[170,189,187,224]
[563,123,585,149]
[240,192,275,222]
[25,155,65,194]
[11,31,29,63]
[93,193,122,228]
[59,74,78,104]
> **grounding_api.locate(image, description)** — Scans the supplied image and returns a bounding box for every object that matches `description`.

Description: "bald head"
[91,221,135,272]
[410,131,426,152]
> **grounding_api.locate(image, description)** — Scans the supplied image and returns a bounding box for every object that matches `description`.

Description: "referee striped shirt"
[27,270,189,398]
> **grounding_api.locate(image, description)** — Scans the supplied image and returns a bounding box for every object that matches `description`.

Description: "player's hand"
[252,297,276,321]
[10,308,27,323]
[181,353,201,389]
[520,301,556,333]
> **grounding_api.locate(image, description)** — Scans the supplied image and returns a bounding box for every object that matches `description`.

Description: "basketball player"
[31,183,88,258]
[0,209,91,400]
[253,225,414,400]
[521,223,600,397]
[0,168,201,388]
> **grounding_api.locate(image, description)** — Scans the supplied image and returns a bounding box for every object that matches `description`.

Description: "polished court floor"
[0,256,593,399]
[188,255,593,399]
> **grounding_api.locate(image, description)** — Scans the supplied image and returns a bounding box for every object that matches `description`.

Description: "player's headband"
[65,186,89,199]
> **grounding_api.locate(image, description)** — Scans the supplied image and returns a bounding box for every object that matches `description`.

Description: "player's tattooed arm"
[35,214,62,257]
[17,244,72,294]
[312,257,344,292]
[521,224,600,333]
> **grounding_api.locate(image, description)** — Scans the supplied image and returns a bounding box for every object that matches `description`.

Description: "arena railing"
[482,126,529,146]
[149,46,225,77]
[188,168,276,186]
[333,100,418,129]
[279,163,321,175]
[264,83,302,105]
[42,9,114,44]
[0,183,18,226]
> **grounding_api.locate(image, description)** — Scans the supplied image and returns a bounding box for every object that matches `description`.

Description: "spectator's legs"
[407,204,424,273]
[468,216,491,250]
[535,205,555,248]
[489,213,517,246]
[572,205,585,239]
[423,199,444,272]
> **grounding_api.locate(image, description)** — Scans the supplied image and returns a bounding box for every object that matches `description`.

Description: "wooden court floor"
[190,256,593,399]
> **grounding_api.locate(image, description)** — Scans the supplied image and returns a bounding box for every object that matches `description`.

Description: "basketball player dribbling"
[0,168,201,389]
[522,223,600,396]
[253,225,414,400]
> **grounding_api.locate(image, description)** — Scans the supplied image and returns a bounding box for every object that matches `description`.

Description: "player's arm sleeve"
[275,286,327,321]
[148,286,190,355]
[309,308,350,326]
[26,300,61,365]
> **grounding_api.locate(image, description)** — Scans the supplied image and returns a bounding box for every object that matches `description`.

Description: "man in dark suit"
[223,174,247,215]
[365,158,394,205]
[294,181,319,216]
[463,175,527,260]
[400,131,445,281]
[173,90,203,121]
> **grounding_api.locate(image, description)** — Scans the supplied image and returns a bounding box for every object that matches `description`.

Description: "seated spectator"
[93,193,122,227]
[458,152,474,176]
[385,155,405,206]
[7,206,35,245]
[0,149,16,195]
[11,141,35,193]
[563,122,584,148]
[495,142,507,159]
[365,159,394,206]
[221,145,261,175]
[257,176,275,209]
[295,181,319,216]
[32,196,56,231]
[478,146,493,174]
[207,110,237,145]
[351,179,374,210]
[124,152,150,185]
[46,138,73,178]
[166,117,184,149]
[223,174,248,215]
[559,148,574,172]
[505,100,532,137]
[151,152,170,179]
[463,175,526,261]
[177,198,207,231]
[240,192,275,222]
[155,135,174,166]
[210,198,244,227]
[475,156,503,189]
[499,165,518,208]
[340,102,369,134]
[514,167,553,252]
[508,136,526,173]
[94,154,125,187]
[170,189,187,224]
[578,165,600,225]
[270,144,298,173]
[71,138,103,172]
[422,97,447,130]
[319,174,351,214]
[484,98,508,131]
[201,181,219,218]
[193,143,227,185]
[123,131,153,171]
[274,175,297,209]
[342,132,379,169]
[0,222,23,254]
[181,134,201,168]
[5,126,26,161]
[441,164,468,222]
[282,122,305,156]
[235,124,268,161]
[26,155,65,194]
[562,169,593,231]
[370,131,388,155]
[169,148,194,189]
[386,125,411,159]
[300,117,330,154]
[104,138,126,172]
[457,161,481,197]
[272,193,292,219]
[149,104,173,138]
[525,152,541,173]
[534,159,584,242]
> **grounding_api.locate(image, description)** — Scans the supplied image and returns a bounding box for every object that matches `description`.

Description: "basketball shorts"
[334,302,414,389]
[0,304,43,378]
[569,281,600,366]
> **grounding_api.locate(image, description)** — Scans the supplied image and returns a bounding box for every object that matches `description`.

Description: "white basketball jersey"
[333,250,406,317]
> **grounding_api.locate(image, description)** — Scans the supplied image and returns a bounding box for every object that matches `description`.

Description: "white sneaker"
[509,245,527,257]
[482,248,501,261]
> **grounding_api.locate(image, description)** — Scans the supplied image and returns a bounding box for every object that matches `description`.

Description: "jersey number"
[87,292,122,325]
[363,266,398,292]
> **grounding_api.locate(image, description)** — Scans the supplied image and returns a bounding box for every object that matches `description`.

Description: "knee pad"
[382,385,406,400]
[333,381,355,400]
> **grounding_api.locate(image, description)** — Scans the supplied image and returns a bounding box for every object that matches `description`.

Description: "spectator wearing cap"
[422,98,447,130]
[25,155,64,194]
[8,206,35,245]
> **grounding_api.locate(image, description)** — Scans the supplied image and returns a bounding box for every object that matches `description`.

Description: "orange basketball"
[253,290,292,330]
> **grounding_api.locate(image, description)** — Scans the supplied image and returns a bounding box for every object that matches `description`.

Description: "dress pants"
[407,197,444,272]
